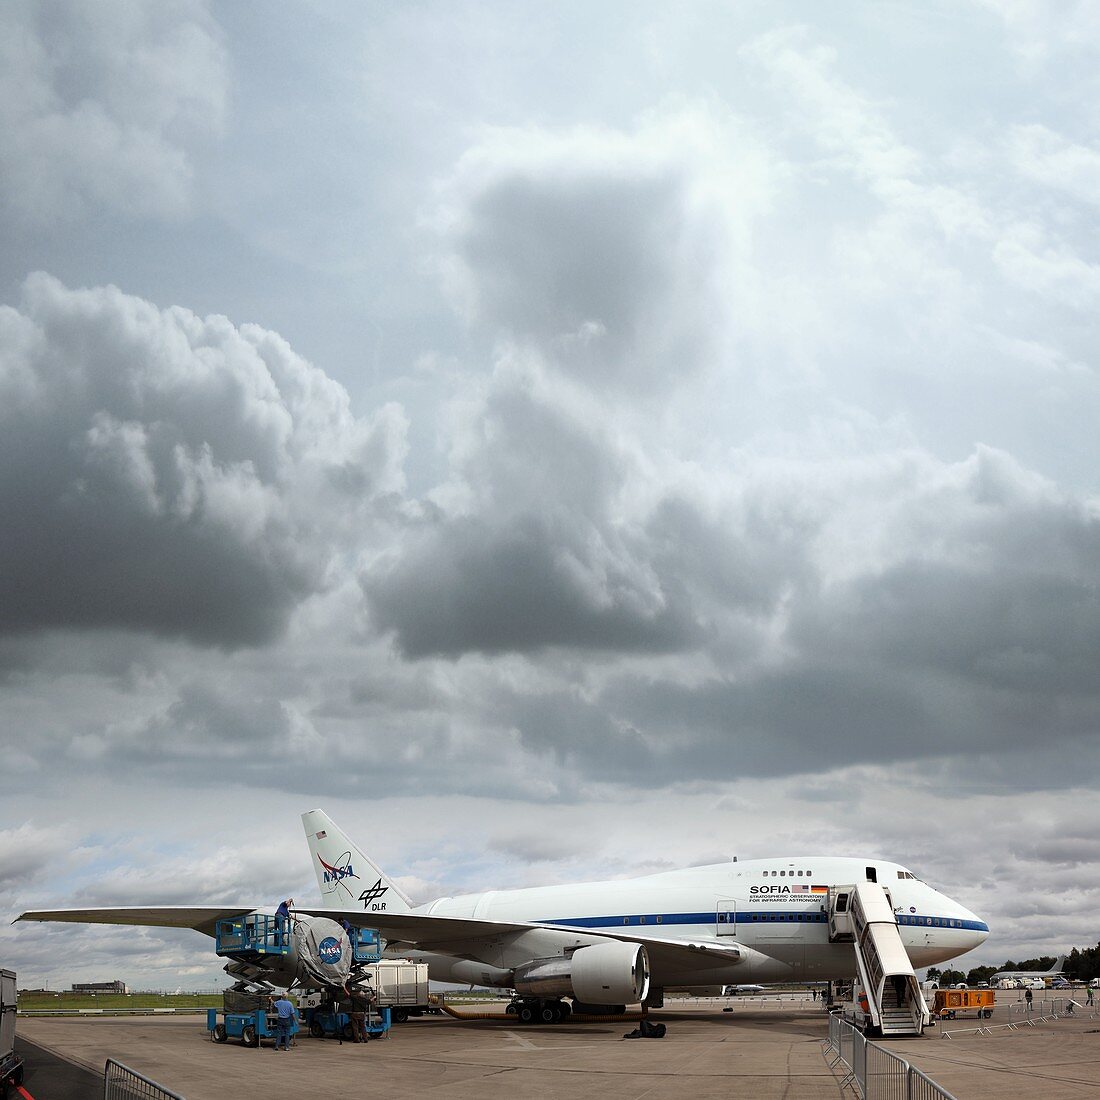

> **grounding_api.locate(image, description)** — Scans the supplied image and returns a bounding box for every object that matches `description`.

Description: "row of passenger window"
[897,915,966,928]
[761,869,814,876]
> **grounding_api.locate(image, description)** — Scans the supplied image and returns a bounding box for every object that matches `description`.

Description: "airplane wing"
[16,907,252,938]
[17,905,752,974]
[292,905,748,971]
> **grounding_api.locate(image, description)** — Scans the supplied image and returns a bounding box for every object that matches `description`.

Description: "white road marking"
[502,1030,539,1050]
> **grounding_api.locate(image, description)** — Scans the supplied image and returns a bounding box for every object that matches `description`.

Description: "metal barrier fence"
[103,1058,186,1100]
[865,1040,908,1099]
[908,1065,951,1100]
[824,1013,956,1099]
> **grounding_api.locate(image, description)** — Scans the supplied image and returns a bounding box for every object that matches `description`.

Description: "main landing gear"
[505,997,573,1024]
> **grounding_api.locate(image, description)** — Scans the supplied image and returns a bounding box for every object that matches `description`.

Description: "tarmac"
[14,994,1100,1099]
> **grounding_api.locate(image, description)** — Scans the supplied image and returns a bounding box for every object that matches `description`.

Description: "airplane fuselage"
[411,856,987,988]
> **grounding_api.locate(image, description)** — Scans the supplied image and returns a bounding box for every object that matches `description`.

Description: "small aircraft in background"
[990,955,1066,987]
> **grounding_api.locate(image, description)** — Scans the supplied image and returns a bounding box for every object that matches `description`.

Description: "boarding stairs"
[828,882,929,1037]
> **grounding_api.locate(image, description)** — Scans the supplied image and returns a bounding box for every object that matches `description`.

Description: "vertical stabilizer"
[301,809,412,914]
[1049,955,1067,974]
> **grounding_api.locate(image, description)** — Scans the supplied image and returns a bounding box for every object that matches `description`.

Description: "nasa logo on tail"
[318,851,360,898]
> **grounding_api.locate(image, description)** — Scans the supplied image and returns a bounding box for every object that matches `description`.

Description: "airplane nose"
[958,903,989,948]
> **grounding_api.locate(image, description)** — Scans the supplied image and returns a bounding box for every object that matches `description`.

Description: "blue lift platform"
[350,927,383,963]
[207,1008,297,1047]
[214,914,290,960]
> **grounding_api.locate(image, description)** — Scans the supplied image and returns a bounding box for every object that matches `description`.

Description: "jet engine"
[512,941,650,1005]
[220,913,353,991]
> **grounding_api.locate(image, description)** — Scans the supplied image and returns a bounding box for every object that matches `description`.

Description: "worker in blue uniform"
[275,898,293,947]
[272,994,297,1051]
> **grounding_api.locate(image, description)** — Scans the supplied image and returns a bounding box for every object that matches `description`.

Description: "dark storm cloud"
[425,444,1100,787]
[362,336,810,659]
[362,361,709,657]
[0,274,406,647]
[786,446,1100,717]
[440,121,743,392]
[366,513,700,658]
[454,172,719,388]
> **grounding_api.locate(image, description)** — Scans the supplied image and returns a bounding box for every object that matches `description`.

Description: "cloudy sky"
[3,0,1099,989]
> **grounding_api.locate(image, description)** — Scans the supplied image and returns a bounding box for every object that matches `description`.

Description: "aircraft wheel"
[518,1004,537,1024]
[540,1004,557,1024]
[309,1020,325,1038]
[242,1025,258,1047]
[212,1023,228,1043]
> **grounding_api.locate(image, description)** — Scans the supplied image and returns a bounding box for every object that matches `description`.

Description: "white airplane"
[990,956,1066,986]
[301,809,988,1016]
[16,808,988,1027]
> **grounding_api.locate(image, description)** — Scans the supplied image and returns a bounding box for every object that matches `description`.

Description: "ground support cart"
[206,1007,298,1047]
[932,989,995,1020]
[304,1005,391,1041]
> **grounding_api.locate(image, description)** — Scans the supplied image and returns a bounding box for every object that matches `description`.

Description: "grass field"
[18,991,224,1012]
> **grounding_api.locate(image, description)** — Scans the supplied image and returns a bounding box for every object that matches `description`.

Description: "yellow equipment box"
[932,989,994,1020]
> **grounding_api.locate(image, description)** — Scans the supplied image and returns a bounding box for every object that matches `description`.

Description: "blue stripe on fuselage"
[537,911,989,933]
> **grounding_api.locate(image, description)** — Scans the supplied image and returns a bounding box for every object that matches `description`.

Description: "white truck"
[2,969,24,1099]
[360,961,432,1023]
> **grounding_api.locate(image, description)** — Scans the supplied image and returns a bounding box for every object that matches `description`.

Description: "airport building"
[71,980,128,994]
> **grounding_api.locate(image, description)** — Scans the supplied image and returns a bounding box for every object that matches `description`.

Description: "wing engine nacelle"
[512,941,650,1005]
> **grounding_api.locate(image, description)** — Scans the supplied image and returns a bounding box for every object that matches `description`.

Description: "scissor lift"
[207,1007,298,1047]
[214,914,290,961]
[351,927,382,964]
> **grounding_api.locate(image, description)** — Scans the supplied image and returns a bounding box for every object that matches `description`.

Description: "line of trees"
[927,943,1100,986]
